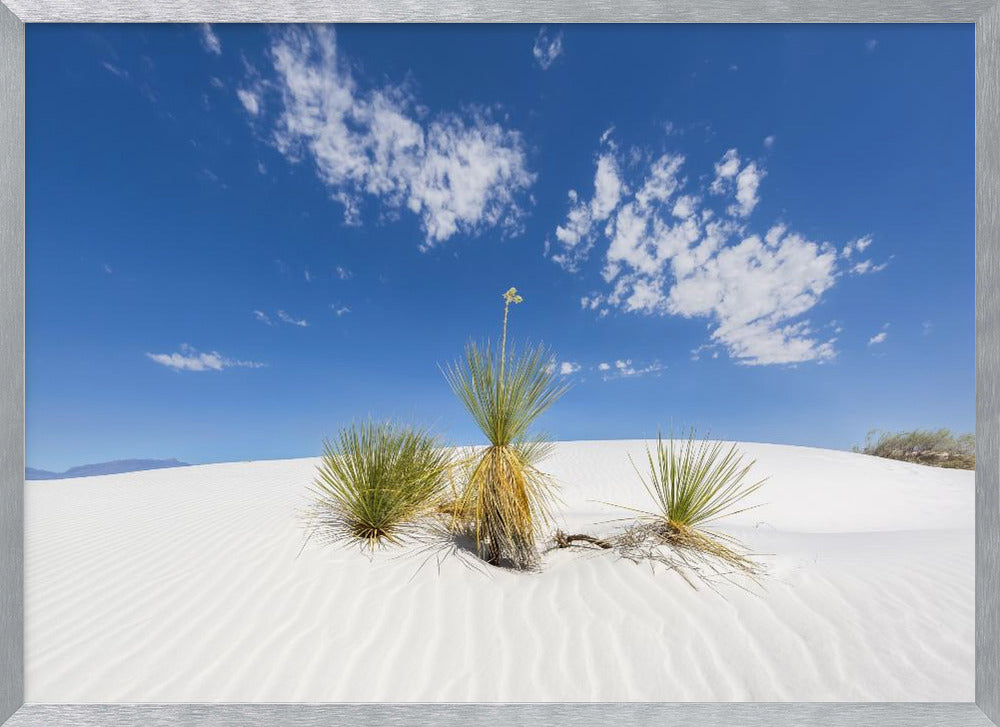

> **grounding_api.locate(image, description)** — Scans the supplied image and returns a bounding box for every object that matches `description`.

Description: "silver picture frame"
[1,3,997,725]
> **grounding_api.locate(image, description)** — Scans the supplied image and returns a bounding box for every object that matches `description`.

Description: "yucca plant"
[622,431,766,574]
[309,420,453,550]
[445,287,567,569]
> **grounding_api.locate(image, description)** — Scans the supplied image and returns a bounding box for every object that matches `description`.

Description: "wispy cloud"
[242,26,534,248]
[101,61,129,80]
[255,309,309,327]
[201,168,226,188]
[146,344,265,372]
[236,88,261,116]
[553,131,885,366]
[709,148,763,217]
[850,258,889,275]
[276,310,309,327]
[599,359,666,380]
[102,263,113,274]
[200,24,222,55]
[303,269,313,283]
[331,304,351,317]
[550,360,580,375]
[335,265,352,280]
[865,38,879,53]
[763,135,776,149]
[868,323,889,346]
[533,27,564,70]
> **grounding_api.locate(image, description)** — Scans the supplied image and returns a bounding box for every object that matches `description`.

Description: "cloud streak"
[146,344,265,372]
[533,27,564,70]
[200,24,222,55]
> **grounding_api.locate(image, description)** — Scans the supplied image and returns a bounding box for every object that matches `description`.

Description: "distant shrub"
[854,428,975,470]
[309,421,453,549]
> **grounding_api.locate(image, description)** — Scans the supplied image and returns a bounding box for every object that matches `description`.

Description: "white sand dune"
[24,440,973,702]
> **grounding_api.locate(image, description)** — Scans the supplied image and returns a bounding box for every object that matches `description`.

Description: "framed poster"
[0,5,998,727]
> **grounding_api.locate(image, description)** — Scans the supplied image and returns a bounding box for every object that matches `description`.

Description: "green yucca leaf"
[309,420,452,549]
[634,430,766,530]
[445,340,567,448]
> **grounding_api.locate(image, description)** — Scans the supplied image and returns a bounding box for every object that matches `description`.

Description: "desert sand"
[24,440,973,702]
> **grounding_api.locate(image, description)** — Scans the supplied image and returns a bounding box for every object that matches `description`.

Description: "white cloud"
[710,148,741,193]
[276,310,309,327]
[841,235,887,274]
[672,195,698,219]
[600,358,666,380]
[850,259,889,275]
[552,145,624,271]
[102,263,113,274]
[253,310,273,325]
[236,88,261,116]
[710,149,763,217]
[554,132,881,366]
[304,269,313,283]
[869,331,888,345]
[764,135,776,148]
[331,304,351,316]
[532,27,564,70]
[841,234,872,258]
[866,38,879,52]
[558,361,581,375]
[200,24,222,55]
[730,161,763,217]
[146,343,265,372]
[335,265,352,280]
[255,26,533,248]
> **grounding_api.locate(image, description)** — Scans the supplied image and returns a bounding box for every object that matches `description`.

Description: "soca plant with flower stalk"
[445,287,567,569]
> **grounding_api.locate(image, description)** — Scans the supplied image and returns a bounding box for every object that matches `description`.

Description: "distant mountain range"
[26,459,190,480]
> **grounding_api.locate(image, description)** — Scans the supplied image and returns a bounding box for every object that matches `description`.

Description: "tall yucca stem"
[498,287,523,445]
[500,298,510,388]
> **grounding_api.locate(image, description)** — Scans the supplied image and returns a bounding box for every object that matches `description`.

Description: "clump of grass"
[854,428,974,469]
[308,420,453,550]
[445,287,567,569]
[613,431,767,579]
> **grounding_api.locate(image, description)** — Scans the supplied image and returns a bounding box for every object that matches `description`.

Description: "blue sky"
[26,23,974,470]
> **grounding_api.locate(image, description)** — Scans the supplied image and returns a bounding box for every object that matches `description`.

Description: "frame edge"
[977,0,1000,723]
[0,1,24,725]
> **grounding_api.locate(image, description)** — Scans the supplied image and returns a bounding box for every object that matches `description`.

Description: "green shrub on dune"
[854,428,974,469]
[310,420,453,549]
[616,431,766,578]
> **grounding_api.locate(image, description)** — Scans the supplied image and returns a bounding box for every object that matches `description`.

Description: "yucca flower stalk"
[445,287,566,569]
[309,420,453,550]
